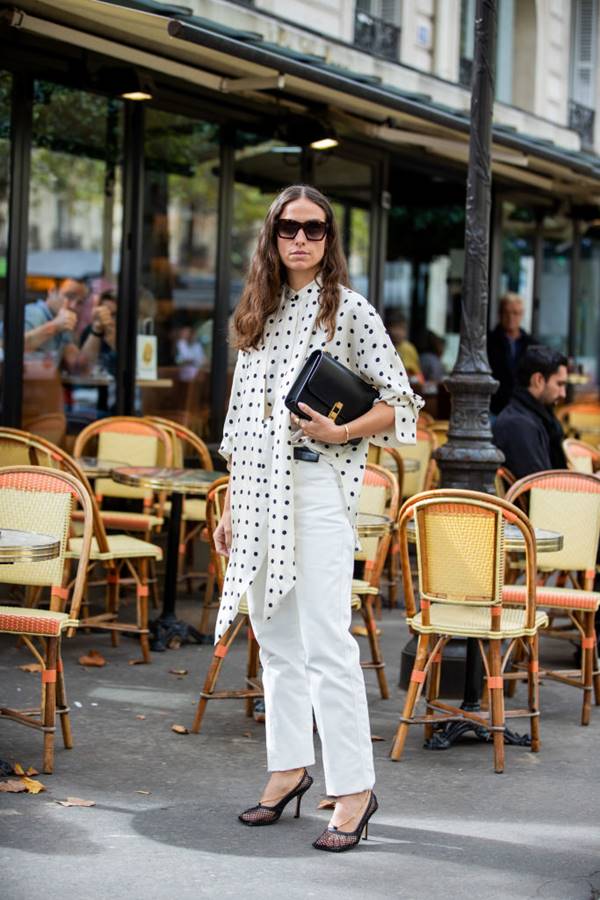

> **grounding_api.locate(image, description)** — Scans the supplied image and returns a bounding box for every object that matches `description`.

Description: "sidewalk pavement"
[0,596,598,900]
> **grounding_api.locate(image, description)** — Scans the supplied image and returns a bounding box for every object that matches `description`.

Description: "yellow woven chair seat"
[351,578,378,596]
[409,604,548,639]
[68,534,163,561]
[163,498,206,522]
[503,584,600,612]
[0,606,75,637]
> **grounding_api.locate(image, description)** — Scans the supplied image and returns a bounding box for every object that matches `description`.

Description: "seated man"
[492,345,567,480]
[24,277,108,374]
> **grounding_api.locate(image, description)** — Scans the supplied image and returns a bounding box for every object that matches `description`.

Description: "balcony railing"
[354,9,400,62]
[568,100,595,149]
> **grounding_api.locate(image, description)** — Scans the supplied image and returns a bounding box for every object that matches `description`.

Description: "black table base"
[424,702,531,750]
[150,491,213,651]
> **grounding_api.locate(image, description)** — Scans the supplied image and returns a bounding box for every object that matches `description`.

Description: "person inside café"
[78,289,117,377]
[492,344,567,480]
[384,309,423,382]
[487,292,534,416]
[24,277,110,373]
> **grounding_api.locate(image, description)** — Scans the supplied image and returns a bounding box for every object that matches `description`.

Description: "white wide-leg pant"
[247,457,375,797]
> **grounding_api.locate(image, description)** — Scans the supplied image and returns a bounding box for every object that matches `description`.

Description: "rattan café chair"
[390,489,548,774]
[0,466,93,773]
[191,477,262,734]
[503,470,600,725]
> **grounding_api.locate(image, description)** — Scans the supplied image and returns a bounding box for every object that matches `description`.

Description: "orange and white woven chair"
[504,470,600,725]
[0,466,93,772]
[351,463,400,699]
[390,489,548,774]
[191,477,262,734]
[0,428,162,663]
[145,416,213,593]
[562,438,600,474]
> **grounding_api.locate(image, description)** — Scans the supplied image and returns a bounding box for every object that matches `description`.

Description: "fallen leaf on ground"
[21,777,45,794]
[78,650,106,668]
[317,797,336,810]
[56,797,96,807]
[128,659,146,666]
[135,790,151,795]
[371,735,385,742]
[0,780,27,793]
[135,715,146,720]
[242,732,252,738]
[17,663,42,673]
[12,763,25,775]
[168,668,188,676]
[171,724,189,735]
[26,767,39,777]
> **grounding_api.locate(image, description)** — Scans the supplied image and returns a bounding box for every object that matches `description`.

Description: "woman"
[214,184,423,852]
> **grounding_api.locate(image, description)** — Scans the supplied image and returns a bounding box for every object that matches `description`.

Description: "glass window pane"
[24,82,124,445]
[0,72,11,419]
[139,108,219,439]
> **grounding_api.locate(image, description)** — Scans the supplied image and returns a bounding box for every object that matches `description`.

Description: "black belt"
[293,446,320,463]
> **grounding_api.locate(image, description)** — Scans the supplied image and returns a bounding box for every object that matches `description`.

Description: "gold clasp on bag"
[328,401,344,421]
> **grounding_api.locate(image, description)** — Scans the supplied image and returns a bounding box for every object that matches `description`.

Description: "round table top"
[405,519,563,553]
[356,512,392,537]
[0,528,61,563]
[78,457,126,478]
[111,467,220,495]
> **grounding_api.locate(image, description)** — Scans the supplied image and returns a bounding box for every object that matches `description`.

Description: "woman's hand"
[214,506,232,556]
[292,402,346,444]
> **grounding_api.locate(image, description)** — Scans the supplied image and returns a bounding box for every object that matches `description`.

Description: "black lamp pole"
[435,0,503,491]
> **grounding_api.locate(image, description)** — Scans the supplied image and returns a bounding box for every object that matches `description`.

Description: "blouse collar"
[283,277,320,304]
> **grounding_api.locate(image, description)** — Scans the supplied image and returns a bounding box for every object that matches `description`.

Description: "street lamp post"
[435,0,503,492]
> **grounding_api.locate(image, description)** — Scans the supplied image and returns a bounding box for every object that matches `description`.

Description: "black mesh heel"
[238,770,313,827]
[312,791,378,852]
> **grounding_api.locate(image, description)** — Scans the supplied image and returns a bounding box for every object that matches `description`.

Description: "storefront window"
[0,72,11,419]
[24,82,124,445]
[139,108,219,438]
[577,235,600,381]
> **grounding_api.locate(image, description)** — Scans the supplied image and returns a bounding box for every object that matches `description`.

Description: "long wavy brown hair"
[233,184,349,350]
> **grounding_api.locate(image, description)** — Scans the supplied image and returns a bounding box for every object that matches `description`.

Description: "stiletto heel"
[312,791,378,852]
[239,769,313,827]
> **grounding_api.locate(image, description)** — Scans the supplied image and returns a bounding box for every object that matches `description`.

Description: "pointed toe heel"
[312,791,378,852]
[239,769,313,827]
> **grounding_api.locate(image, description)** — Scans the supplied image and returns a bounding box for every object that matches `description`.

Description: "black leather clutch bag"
[285,350,379,445]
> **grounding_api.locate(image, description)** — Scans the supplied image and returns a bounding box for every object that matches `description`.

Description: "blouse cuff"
[218,436,233,463]
[369,392,425,448]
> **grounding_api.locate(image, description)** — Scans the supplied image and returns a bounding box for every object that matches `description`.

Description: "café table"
[403,519,564,749]
[0,528,60,564]
[356,511,392,538]
[78,457,126,479]
[111,466,219,650]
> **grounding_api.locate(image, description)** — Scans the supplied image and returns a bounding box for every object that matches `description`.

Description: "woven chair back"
[145,416,212,470]
[358,463,399,571]
[205,477,230,593]
[398,489,537,631]
[74,416,172,505]
[392,426,436,497]
[0,466,93,614]
[563,438,600,474]
[506,470,600,574]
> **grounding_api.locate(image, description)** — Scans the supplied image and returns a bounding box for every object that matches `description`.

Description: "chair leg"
[55,645,73,750]
[106,566,120,647]
[581,612,595,726]
[198,561,216,635]
[245,625,261,718]
[42,638,58,774]
[506,640,524,698]
[390,633,430,761]
[527,635,540,752]
[488,640,505,774]
[388,546,398,610]
[359,596,389,699]
[136,558,152,665]
[424,645,442,742]
[191,614,246,734]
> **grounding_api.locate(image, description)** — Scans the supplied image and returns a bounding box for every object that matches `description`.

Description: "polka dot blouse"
[215,280,424,641]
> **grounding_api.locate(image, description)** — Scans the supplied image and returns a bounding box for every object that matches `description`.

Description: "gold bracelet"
[344,424,350,443]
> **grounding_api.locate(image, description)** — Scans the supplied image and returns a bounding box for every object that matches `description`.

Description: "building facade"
[0,0,599,444]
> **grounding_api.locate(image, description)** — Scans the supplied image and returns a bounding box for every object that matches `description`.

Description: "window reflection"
[0,72,11,416]
[24,82,123,446]
[139,108,219,437]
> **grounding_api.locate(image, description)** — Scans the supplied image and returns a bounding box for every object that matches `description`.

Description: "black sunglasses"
[275,218,329,241]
